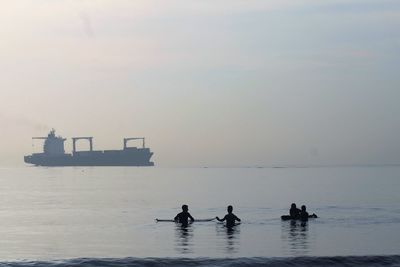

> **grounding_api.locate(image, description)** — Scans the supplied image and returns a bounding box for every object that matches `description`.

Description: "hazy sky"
[1,0,400,166]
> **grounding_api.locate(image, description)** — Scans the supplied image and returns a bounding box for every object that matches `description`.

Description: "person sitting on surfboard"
[216,205,241,228]
[290,203,301,219]
[174,204,194,226]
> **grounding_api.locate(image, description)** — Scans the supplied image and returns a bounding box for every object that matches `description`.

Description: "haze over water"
[1,0,400,168]
[1,1,400,266]
[0,166,399,260]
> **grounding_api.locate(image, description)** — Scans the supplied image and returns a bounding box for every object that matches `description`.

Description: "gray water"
[0,166,399,260]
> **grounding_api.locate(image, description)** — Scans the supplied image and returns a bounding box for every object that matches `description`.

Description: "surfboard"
[155,218,215,222]
[281,214,318,221]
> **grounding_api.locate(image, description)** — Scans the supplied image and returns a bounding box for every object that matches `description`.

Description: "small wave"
[2,256,400,267]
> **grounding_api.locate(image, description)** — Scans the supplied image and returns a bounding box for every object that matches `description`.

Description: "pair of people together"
[174,204,241,227]
[289,203,317,221]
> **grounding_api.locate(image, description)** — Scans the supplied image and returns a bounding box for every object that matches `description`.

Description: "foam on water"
[2,256,400,267]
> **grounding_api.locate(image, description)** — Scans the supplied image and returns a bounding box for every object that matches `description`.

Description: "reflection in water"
[215,224,241,254]
[174,224,194,254]
[281,220,310,256]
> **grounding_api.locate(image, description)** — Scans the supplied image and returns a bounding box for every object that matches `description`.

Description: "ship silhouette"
[24,129,154,166]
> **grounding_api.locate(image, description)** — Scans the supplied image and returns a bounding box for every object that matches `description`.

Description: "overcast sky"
[1,0,400,166]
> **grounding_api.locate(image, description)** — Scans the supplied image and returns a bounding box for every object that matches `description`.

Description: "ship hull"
[24,149,154,167]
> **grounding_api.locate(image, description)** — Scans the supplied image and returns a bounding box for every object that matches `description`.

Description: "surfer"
[174,204,194,226]
[289,203,301,219]
[216,205,241,228]
[299,205,309,221]
[299,205,318,221]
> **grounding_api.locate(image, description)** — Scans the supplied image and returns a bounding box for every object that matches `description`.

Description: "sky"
[1,0,400,167]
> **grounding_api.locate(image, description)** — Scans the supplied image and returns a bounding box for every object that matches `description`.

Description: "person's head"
[182,204,188,212]
[301,205,306,211]
[227,205,233,213]
[291,203,296,209]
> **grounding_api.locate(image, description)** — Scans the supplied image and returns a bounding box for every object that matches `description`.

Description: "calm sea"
[0,166,399,266]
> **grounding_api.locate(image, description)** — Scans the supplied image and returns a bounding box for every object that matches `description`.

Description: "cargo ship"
[24,129,154,166]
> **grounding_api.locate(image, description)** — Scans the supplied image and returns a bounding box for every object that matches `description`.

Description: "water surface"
[0,166,399,260]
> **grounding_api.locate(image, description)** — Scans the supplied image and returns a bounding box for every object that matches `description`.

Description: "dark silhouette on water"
[216,205,241,228]
[281,204,318,221]
[300,205,313,221]
[290,203,301,219]
[174,205,194,226]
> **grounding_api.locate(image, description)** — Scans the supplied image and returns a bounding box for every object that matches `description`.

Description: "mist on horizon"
[1,0,400,167]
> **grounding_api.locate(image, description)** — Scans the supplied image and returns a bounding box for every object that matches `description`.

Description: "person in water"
[216,205,241,228]
[174,204,194,225]
[290,203,301,219]
[300,205,309,221]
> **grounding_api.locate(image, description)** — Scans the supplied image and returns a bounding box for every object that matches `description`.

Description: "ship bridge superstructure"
[32,129,66,155]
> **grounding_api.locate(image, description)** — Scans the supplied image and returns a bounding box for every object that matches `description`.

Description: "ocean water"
[0,166,399,266]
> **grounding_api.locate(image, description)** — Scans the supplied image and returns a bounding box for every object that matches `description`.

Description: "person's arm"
[235,215,241,222]
[188,213,194,222]
[216,215,226,222]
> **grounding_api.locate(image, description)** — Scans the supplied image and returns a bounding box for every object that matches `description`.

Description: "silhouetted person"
[216,205,241,228]
[290,203,301,219]
[174,204,194,226]
[300,205,309,221]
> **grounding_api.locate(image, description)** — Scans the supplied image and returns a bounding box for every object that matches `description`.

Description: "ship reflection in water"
[24,129,154,166]
[281,220,311,256]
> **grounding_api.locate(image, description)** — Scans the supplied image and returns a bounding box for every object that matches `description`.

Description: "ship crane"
[124,137,145,149]
[72,137,93,153]
[31,137,47,153]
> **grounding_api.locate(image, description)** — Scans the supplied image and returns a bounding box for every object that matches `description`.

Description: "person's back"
[300,205,309,221]
[216,205,241,228]
[290,203,301,219]
[174,205,194,226]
